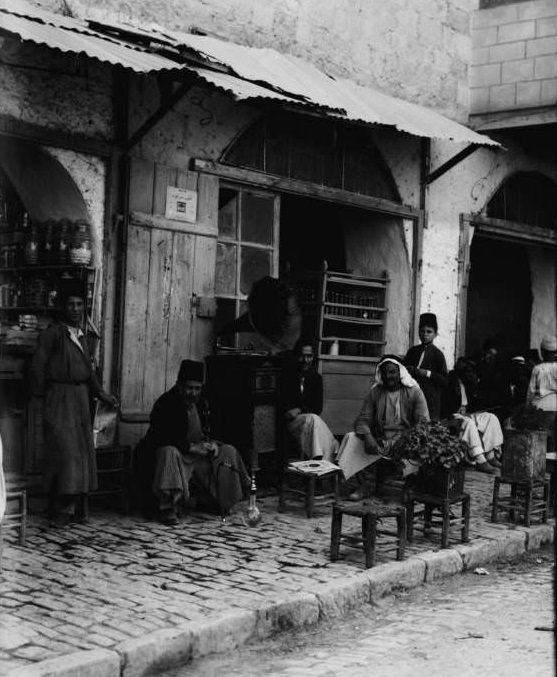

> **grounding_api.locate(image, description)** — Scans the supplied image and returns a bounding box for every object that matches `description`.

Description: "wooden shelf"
[322,336,386,345]
[327,275,387,288]
[323,314,384,325]
[0,306,58,312]
[0,265,94,273]
[319,354,381,362]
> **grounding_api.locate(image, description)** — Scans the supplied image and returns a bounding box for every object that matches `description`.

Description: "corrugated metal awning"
[0,0,181,73]
[0,1,499,146]
[159,31,499,146]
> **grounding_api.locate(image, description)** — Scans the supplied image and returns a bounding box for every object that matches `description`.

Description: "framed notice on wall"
[165,186,198,223]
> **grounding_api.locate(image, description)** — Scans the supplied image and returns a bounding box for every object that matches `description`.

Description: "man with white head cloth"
[337,355,430,496]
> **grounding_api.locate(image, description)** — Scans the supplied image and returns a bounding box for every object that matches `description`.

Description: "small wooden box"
[410,467,465,500]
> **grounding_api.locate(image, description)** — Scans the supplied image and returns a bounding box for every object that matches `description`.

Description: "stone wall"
[38,0,476,122]
[471,0,557,113]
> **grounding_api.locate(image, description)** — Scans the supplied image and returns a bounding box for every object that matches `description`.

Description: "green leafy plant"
[388,420,467,471]
[509,404,548,431]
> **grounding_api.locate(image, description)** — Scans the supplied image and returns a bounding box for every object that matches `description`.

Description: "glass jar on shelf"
[24,222,40,265]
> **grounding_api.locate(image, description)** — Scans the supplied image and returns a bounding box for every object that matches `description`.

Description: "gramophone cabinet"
[205,353,284,484]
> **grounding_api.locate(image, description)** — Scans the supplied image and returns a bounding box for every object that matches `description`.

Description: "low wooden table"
[330,499,406,568]
[279,465,340,518]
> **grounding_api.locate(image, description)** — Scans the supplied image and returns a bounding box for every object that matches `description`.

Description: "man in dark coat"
[134,360,249,525]
[404,312,448,420]
[281,341,338,461]
[30,282,116,526]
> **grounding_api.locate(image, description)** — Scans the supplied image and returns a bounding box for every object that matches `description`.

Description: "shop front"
[0,135,108,475]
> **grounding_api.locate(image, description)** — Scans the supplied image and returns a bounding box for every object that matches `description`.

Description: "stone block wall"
[37,0,477,122]
[471,0,557,112]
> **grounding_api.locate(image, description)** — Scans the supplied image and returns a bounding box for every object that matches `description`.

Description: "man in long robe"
[134,360,250,524]
[281,342,338,462]
[337,355,429,497]
[30,284,116,526]
[444,358,503,472]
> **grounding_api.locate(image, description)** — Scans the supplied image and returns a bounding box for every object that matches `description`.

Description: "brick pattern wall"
[471,0,557,112]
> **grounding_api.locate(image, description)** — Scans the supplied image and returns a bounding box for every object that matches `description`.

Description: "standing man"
[404,312,448,420]
[30,281,117,526]
[134,360,250,525]
[281,341,338,461]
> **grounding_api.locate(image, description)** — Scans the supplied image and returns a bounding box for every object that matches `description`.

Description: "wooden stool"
[279,466,340,518]
[491,475,549,527]
[0,490,27,570]
[85,445,133,517]
[330,499,406,568]
[406,490,470,549]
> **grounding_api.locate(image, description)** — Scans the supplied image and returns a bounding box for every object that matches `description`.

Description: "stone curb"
[10,521,554,677]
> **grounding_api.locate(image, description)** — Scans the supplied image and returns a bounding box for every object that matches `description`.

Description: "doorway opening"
[465,236,532,359]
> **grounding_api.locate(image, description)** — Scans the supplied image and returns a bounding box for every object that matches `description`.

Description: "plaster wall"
[0,39,113,140]
[344,215,413,356]
[44,0,476,122]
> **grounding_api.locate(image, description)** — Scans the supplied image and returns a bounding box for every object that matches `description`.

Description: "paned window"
[215,185,279,347]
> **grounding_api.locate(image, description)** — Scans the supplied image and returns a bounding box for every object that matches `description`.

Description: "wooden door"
[120,159,218,417]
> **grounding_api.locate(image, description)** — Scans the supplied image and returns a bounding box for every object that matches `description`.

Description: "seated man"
[281,341,338,462]
[337,355,430,498]
[444,358,503,473]
[134,360,250,525]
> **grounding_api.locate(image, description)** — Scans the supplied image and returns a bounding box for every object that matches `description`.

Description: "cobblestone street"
[170,550,554,677]
[0,472,553,675]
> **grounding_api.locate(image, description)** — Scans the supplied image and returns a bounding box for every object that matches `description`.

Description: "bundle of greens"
[509,404,548,431]
[388,420,467,471]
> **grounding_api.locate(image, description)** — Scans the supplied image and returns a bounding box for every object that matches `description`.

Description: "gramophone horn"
[219,276,302,352]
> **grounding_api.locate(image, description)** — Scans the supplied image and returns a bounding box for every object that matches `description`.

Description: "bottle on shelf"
[43,220,55,265]
[69,220,92,266]
[24,222,40,265]
[58,219,70,264]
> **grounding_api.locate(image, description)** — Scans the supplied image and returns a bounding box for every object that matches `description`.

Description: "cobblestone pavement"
[168,550,555,677]
[0,472,551,675]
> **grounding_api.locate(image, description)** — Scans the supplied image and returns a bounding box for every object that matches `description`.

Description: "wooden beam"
[129,210,218,237]
[192,158,421,219]
[124,81,192,153]
[0,115,111,157]
[470,215,557,247]
[425,144,480,185]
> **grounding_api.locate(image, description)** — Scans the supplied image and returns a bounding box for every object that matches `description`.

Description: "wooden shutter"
[120,158,218,416]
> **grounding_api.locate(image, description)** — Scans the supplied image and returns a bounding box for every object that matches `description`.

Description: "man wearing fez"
[30,281,117,526]
[404,312,448,421]
[134,360,250,525]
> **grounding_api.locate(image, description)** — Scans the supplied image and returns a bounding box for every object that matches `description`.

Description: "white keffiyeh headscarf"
[373,357,419,389]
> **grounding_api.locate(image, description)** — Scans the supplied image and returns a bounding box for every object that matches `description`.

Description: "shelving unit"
[292,265,390,434]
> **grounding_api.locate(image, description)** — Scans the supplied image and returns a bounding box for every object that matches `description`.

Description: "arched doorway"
[465,171,557,358]
[466,237,532,358]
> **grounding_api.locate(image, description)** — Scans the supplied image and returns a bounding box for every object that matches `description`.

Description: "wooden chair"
[0,490,27,569]
[406,489,470,549]
[491,475,549,527]
[83,444,133,518]
[330,498,406,568]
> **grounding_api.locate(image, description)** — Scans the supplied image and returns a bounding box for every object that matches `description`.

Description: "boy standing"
[404,313,448,420]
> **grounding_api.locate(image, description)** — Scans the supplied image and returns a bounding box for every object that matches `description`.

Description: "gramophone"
[217,276,302,353]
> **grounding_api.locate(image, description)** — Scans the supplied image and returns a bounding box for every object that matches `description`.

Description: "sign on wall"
[165,186,198,223]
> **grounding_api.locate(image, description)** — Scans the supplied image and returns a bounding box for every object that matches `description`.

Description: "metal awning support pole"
[123,79,192,153]
[425,143,480,185]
